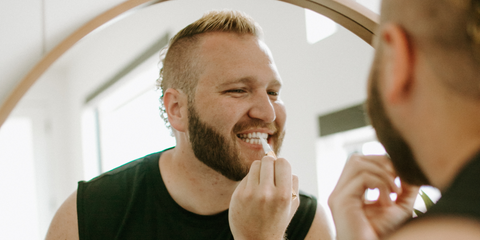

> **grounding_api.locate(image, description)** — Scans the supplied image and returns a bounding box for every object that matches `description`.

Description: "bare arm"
[304,204,335,240]
[45,191,79,240]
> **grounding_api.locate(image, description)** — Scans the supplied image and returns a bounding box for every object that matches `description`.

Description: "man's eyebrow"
[217,77,282,89]
[269,79,282,88]
[217,78,254,89]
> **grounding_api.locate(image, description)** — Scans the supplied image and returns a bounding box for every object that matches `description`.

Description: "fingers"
[343,171,395,203]
[291,174,300,210]
[274,157,292,191]
[246,160,261,186]
[229,157,297,240]
[399,179,420,197]
[328,154,420,239]
[260,156,276,186]
[244,156,294,201]
[292,174,299,197]
[395,179,420,208]
[378,184,394,206]
[330,154,401,210]
[340,155,400,195]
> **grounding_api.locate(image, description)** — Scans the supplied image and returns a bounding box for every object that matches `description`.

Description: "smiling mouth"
[236,132,269,145]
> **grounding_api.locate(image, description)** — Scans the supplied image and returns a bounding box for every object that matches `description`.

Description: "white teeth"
[237,132,270,145]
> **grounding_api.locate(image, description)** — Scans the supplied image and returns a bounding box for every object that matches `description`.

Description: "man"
[230,0,480,239]
[45,10,333,240]
[326,0,480,239]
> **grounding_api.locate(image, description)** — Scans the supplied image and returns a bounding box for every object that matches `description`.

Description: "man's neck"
[159,147,239,215]
[415,134,480,191]
[409,95,480,191]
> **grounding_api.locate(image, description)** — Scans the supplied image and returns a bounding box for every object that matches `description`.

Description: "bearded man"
[229,0,480,239]
[325,0,480,239]
[45,10,333,240]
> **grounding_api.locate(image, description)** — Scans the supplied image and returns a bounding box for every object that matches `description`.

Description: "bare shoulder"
[387,216,480,240]
[305,204,334,240]
[45,190,79,240]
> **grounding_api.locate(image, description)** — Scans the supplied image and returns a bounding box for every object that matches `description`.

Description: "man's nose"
[248,92,276,122]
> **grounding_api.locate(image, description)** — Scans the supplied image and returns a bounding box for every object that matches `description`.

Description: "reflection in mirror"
[1,0,375,238]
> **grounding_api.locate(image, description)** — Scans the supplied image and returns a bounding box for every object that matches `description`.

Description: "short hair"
[380,0,480,97]
[156,10,264,129]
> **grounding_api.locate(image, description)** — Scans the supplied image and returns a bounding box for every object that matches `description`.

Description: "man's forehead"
[195,32,281,87]
[199,32,259,51]
[198,32,273,61]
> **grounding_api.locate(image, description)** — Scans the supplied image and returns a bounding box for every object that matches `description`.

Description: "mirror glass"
[0,0,376,238]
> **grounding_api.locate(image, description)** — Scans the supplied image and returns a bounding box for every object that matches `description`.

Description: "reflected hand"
[229,156,299,240]
[328,154,419,240]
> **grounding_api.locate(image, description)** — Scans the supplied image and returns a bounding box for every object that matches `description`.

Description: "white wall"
[1,0,374,238]
[0,0,43,104]
[0,0,124,105]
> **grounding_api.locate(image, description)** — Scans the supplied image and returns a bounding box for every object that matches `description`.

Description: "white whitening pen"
[260,137,277,159]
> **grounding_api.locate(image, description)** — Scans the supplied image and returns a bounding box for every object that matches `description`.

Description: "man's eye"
[227,89,246,93]
[268,91,279,96]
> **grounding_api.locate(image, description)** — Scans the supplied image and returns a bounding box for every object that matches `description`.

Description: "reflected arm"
[304,204,335,240]
[45,191,79,240]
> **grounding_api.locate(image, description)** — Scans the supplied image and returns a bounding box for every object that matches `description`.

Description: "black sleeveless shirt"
[421,150,480,222]
[77,150,317,239]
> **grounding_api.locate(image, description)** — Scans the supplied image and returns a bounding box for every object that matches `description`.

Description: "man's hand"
[229,156,299,240]
[328,154,420,240]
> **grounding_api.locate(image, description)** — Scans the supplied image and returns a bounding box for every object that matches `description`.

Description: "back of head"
[380,0,480,97]
[156,10,263,128]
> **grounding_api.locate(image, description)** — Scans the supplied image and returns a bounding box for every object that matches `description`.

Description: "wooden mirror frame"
[0,0,379,127]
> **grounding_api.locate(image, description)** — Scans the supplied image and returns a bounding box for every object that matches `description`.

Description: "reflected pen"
[259,137,297,200]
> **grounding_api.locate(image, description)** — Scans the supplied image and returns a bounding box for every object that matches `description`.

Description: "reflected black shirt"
[422,150,480,221]
[77,150,317,240]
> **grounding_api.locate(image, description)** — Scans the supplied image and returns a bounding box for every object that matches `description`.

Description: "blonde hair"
[156,10,263,128]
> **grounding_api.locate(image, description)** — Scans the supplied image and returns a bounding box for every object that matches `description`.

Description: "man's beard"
[188,103,285,181]
[366,52,430,186]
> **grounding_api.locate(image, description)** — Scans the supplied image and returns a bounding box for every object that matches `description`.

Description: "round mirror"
[0,0,378,238]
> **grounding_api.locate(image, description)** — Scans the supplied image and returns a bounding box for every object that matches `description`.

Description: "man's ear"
[163,88,188,132]
[380,23,414,104]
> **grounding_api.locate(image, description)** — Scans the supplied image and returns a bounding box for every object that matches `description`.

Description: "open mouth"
[236,132,269,145]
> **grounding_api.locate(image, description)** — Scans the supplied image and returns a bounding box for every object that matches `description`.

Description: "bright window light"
[305,9,337,44]
[0,117,40,239]
[82,108,101,180]
[362,141,386,155]
[356,0,382,14]
[365,188,380,201]
[98,86,176,172]
[93,61,176,173]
